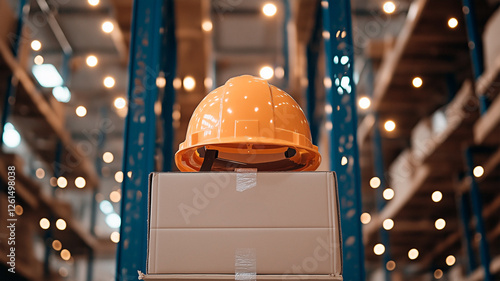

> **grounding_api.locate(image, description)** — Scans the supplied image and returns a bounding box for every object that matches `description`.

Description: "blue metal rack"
[462,0,489,114]
[322,1,365,280]
[305,3,322,146]
[116,0,176,279]
[1,0,26,149]
[464,148,492,281]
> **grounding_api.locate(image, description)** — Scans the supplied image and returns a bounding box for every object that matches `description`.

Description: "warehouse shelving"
[0,154,115,267]
[0,1,114,280]
[474,57,500,145]
[364,80,477,264]
[359,0,499,279]
[0,38,99,189]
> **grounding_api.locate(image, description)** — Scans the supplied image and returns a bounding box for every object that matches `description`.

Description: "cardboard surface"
[147,172,341,278]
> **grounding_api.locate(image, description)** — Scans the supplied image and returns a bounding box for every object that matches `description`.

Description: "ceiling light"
[434,269,443,279]
[448,17,458,29]
[104,76,115,88]
[60,249,71,261]
[75,177,86,188]
[322,31,330,40]
[114,97,127,109]
[173,77,182,89]
[15,205,23,216]
[76,106,87,117]
[369,177,381,188]
[358,97,371,109]
[386,260,396,271]
[52,240,62,251]
[39,218,50,229]
[204,77,213,89]
[183,76,196,91]
[156,77,166,88]
[36,168,45,179]
[384,120,396,132]
[383,1,396,14]
[34,55,44,65]
[383,218,394,230]
[260,66,274,80]
[446,255,456,266]
[114,171,123,183]
[202,20,213,32]
[435,218,446,230]
[31,40,42,51]
[325,104,333,114]
[473,165,484,177]
[99,200,114,215]
[57,176,67,188]
[275,67,285,79]
[341,156,348,166]
[373,243,385,255]
[102,21,114,33]
[110,190,121,203]
[32,64,64,88]
[323,77,332,88]
[412,77,423,88]
[86,55,98,67]
[56,219,67,230]
[408,248,419,260]
[383,188,395,200]
[2,123,21,148]
[110,231,120,243]
[172,109,181,121]
[262,3,277,17]
[360,212,371,224]
[105,213,121,228]
[103,152,114,163]
[432,191,443,202]
[52,86,71,103]
[88,0,99,6]
[325,121,333,131]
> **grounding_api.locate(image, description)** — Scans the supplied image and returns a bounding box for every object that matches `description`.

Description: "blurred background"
[1,0,500,280]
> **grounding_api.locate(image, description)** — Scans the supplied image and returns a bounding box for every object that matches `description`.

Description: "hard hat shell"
[175,75,321,171]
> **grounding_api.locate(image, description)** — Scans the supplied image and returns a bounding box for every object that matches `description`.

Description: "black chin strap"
[199,147,300,171]
[200,149,219,171]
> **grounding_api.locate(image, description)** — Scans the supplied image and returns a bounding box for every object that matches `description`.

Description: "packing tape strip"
[235,168,257,192]
[235,248,257,281]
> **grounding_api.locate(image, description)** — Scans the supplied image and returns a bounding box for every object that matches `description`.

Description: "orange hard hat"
[175,75,321,172]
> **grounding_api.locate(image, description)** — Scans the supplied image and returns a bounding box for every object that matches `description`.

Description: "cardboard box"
[143,172,342,280]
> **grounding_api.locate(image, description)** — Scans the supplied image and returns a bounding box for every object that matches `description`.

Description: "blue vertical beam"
[116,0,165,279]
[365,58,390,281]
[305,2,322,145]
[159,0,176,172]
[322,1,365,280]
[465,148,491,280]
[457,191,477,274]
[1,0,26,149]
[462,0,488,114]
[372,119,391,281]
